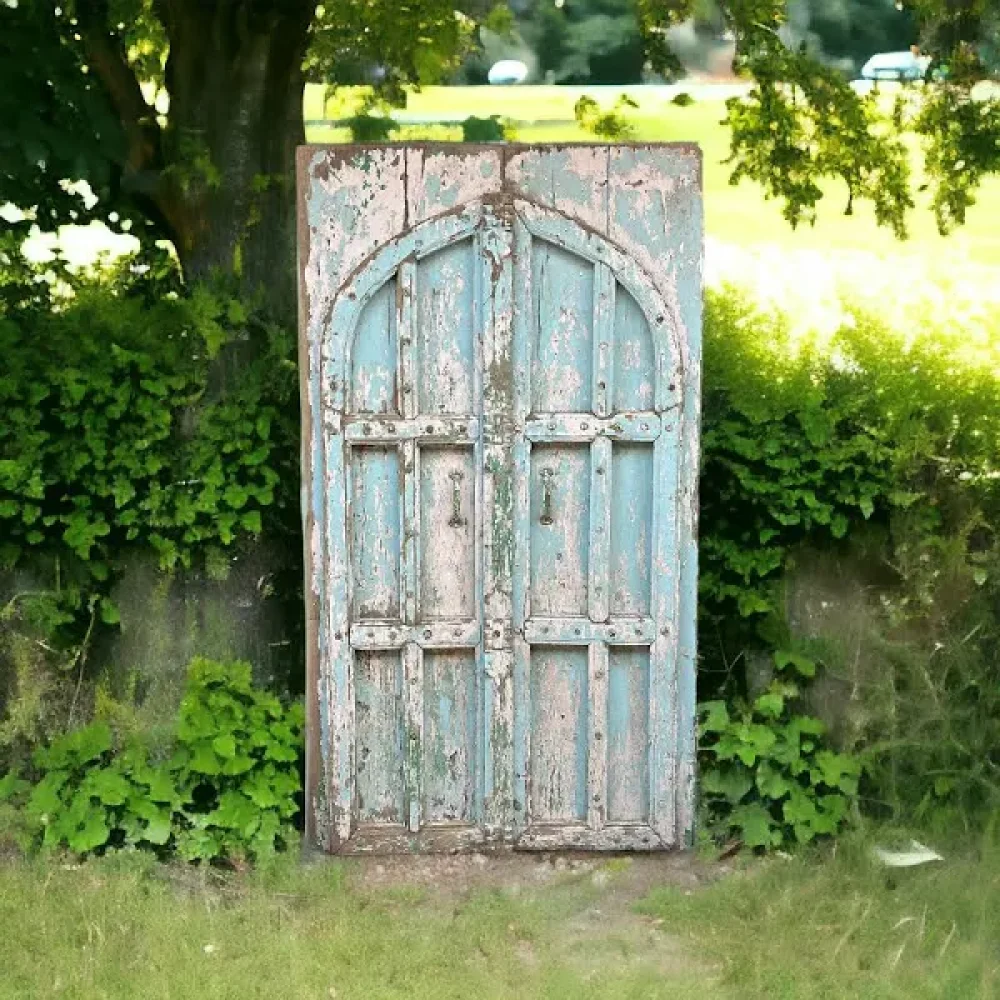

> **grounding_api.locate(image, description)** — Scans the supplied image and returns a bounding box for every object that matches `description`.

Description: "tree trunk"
[157,1,314,325]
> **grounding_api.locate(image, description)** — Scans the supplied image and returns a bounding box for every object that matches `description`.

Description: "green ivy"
[0,268,300,756]
[699,652,862,849]
[13,658,302,863]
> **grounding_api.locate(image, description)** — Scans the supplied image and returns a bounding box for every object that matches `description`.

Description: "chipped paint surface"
[296,144,702,853]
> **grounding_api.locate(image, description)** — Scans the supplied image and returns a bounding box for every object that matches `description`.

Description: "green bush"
[0,268,299,764]
[10,658,302,862]
[699,651,861,848]
[698,280,1000,830]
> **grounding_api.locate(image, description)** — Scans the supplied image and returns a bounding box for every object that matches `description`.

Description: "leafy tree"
[523,0,647,84]
[0,0,474,323]
[1,0,998,326]
[637,0,1000,235]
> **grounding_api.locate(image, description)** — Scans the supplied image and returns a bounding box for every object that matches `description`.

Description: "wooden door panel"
[299,146,701,853]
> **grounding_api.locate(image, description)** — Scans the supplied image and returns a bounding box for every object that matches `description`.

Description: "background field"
[303,84,1000,270]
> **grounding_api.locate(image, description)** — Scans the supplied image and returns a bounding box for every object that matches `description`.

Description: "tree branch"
[76,0,161,175]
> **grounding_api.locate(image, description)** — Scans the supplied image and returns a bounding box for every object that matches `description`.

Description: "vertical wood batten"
[587,641,609,830]
[588,437,612,625]
[510,215,534,834]
[650,422,681,844]
[589,262,615,627]
[593,263,615,417]
[481,210,515,835]
[403,641,423,832]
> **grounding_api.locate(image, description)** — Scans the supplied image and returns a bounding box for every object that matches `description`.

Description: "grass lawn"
[303,85,1000,270]
[1,829,997,999]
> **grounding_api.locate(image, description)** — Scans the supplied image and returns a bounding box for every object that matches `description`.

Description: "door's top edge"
[296,141,702,157]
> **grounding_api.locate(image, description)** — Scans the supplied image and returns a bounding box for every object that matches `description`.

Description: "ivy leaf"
[702,765,753,804]
[699,701,730,734]
[774,650,816,678]
[143,810,172,846]
[811,751,861,795]
[84,768,131,806]
[755,763,793,801]
[730,803,779,849]
[753,689,786,718]
[188,744,221,775]
[212,734,237,759]
[68,811,111,854]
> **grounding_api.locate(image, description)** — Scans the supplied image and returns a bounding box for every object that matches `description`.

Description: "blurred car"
[487,60,528,86]
[859,51,932,82]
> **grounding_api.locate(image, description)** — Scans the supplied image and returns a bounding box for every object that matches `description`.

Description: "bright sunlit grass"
[638,825,1000,999]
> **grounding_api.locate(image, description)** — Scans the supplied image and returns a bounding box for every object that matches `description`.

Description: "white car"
[487,60,528,86]
[859,51,931,82]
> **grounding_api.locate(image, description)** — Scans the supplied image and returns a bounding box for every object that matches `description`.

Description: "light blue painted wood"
[349,280,398,414]
[610,444,654,617]
[529,444,591,617]
[608,648,650,823]
[349,447,401,620]
[416,240,476,416]
[300,145,701,853]
[422,649,478,823]
[613,285,656,413]
[355,650,404,823]
[529,646,590,822]
[531,241,594,414]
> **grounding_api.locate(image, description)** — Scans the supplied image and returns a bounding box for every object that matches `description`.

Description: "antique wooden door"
[298,145,701,853]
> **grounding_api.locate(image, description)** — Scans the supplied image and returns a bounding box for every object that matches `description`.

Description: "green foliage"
[461,115,513,142]
[699,284,1000,629]
[345,114,399,142]
[699,649,862,848]
[522,0,646,84]
[169,658,303,863]
[13,659,302,863]
[699,275,1000,829]
[0,268,299,762]
[574,94,639,139]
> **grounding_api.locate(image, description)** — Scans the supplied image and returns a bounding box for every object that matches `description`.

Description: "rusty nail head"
[423,628,432,639]
[595,732,603,741]
[596,467,604,475]
[609,629,616,638]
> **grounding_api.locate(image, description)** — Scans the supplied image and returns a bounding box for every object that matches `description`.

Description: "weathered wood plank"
[349,447,402,621]
[531,241,594,414]
[355,650,404,824]
[610,443,655,617]
[416,240,477,416]
[607,647,651,824]
[529,646,589,823]
[405,147,503,226]
[506,145,610,235]
[529,444,591,617]
[418,448,476,621]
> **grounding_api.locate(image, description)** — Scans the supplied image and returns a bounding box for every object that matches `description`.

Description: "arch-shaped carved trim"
[513,199,686,397]
[322,198,686,417]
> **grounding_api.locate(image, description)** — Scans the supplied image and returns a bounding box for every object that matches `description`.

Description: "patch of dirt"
[329,850,732,984]
[339,849,724,899]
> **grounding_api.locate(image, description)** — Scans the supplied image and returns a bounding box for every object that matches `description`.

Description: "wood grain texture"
[298,144,701,853]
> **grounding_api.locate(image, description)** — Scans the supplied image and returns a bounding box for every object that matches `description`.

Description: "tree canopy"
[1,0,998,319]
